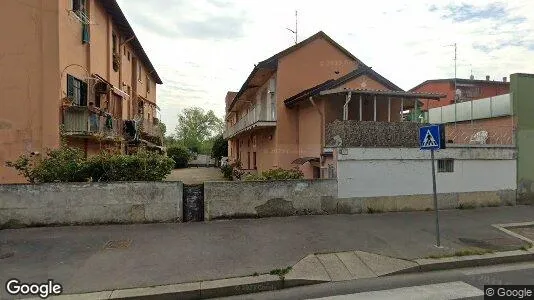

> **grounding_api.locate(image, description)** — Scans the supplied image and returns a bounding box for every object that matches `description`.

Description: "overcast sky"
[116,0,534,133]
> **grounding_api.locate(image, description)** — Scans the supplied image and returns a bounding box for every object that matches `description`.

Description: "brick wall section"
[325,120,422,147]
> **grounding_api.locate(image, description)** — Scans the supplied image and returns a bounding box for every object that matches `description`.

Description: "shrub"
[220,164,233,180]
[167,146,191,168]
[6,146,174,183]
[244,167,304,181]
[85,151,174,182]
[6,147,88,183]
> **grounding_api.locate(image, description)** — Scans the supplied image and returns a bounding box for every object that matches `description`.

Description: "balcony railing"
[223,105,276,139]
[62,106,122,139]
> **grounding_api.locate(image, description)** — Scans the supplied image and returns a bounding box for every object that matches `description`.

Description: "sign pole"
[431,149,441,247]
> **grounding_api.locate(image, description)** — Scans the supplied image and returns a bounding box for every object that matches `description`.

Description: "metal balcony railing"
[223,105,276,139]
[62,106,122,139]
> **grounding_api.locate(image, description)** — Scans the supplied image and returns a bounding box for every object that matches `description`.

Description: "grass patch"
[457,203,476,210]
[269,266,292,280]
[520,243,533,251]
[426,247,494,259]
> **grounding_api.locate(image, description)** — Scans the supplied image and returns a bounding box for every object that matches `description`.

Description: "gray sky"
[116,0,534,133]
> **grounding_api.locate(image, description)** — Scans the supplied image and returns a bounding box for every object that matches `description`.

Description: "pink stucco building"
[0,0,163,183]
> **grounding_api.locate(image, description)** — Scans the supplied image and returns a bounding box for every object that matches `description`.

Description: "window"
[72,0,86,13]
[67,74,87,106]
[147,77,150,93]
[438,159,454,173]
[127,51,130,61]
[138,63,142,82]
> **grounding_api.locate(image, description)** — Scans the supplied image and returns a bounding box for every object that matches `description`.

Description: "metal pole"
[431,149,441,247]
[454,43,457,126]
[373,95,377,121]
[388,97,391,122]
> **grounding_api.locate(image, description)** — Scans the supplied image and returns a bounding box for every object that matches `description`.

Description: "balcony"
[62,106,122,139]
[223,105,276,139]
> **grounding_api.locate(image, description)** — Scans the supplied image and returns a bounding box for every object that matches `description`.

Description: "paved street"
[165,167,225,184]
[1,206,533,297]
[217,261,534,300]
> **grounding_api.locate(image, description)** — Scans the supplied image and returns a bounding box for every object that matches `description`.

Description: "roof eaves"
[103,0,163,84]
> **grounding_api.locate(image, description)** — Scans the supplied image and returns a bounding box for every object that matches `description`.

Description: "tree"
[175,107,223,154]
[211,134,228,163]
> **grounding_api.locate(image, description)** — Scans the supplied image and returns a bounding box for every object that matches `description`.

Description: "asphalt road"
[217,261,534,300]
[1,206,533,296]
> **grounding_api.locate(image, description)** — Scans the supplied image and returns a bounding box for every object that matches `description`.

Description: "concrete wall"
[0,181,183,226]
[512,73,534,204]
[204,179,337,220]
[336,147,516,198]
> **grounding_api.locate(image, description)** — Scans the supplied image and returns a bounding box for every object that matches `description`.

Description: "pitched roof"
[100,0,162,84]
[284,66,404,108]
[409,78,509,92]
[228,31,372,111]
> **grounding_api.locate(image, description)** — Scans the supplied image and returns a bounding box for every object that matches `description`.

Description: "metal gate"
[183,184,204,222]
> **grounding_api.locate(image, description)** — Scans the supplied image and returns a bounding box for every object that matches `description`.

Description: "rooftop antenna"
[286,10,298,45]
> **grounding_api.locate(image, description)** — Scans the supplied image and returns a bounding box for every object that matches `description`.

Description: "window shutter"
[82,23,90,44]
[67,75,74,100]
[80,81,88,106]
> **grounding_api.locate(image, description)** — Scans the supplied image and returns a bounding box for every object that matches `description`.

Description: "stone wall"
[204,180,337,220]
[0,181,183,226]
[325,120,422,148]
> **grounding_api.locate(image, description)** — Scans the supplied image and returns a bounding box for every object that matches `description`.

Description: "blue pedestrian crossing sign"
[419,124,446,150]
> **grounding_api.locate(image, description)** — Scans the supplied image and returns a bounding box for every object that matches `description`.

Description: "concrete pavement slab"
[355,251,417,276]
[285,254,330,282]
[336,251,377,279]
[316,253,353,281]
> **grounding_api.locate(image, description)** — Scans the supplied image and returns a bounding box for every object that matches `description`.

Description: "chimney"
[486,75,490,81]
[470,74,474,80]
[503,76,507,82]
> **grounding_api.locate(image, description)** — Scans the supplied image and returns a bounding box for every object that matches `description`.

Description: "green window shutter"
[80,81,88,106]
[67,74,74,100]
[82,23,90,44]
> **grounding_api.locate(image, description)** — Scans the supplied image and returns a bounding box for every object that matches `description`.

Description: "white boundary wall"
[336,146,516,198]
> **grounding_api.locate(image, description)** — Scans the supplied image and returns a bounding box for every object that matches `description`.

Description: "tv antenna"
[286,10,298,45]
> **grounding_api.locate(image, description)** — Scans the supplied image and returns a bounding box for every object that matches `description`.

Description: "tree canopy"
[172,107,224,154]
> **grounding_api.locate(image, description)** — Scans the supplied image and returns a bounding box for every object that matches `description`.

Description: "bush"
[6,146,174,183]
[220,164,233,180]
[167,146,191,168]
[6,147,88,183]
[220,160,244,181]
[86,151,174,182]
[244,167,304,181]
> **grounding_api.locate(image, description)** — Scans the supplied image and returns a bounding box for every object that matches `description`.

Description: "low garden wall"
[204,179,337,220]
[0,181,183,227]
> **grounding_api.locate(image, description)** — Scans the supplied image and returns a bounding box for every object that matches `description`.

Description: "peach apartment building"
[0,0,163,183]
[224,31,444,179]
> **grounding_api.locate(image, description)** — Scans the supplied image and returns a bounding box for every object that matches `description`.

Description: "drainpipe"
[309,96,325,174]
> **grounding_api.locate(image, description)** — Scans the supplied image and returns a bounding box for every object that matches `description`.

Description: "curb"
[390,249,534,276]
[25,275,322,300]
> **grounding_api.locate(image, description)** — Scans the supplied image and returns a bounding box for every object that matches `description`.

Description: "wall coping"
[337,147,516,161]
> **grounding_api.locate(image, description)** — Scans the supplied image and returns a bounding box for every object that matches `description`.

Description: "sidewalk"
[1,206,534,298]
